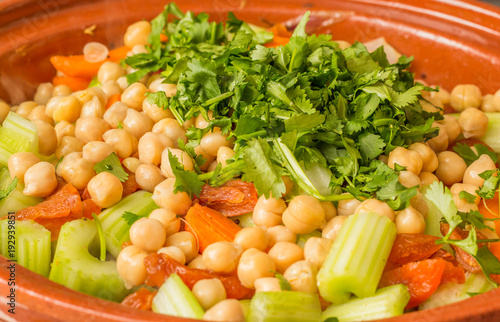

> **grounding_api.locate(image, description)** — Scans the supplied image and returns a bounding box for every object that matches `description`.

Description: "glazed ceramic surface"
[1,0,500,321]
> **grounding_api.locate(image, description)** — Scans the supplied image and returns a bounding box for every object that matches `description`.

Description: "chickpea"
[450,183,481,205]
[395,207,426,234]
[188,255,206,269]
[149,79,177,97]
[122,110,154,140]
[388,147,423,175]
[450,84,482,111]
[254,277,282,293]
[267,226,296,249]
[458,107,489,139]
[494,89,500,111]
[282,176,294,197]
[283,260,318,294]
[34,82,54,105]
[335,40,351,49]
[149,208,181,237]
[161,148,194,178]
[122,157,141,173]
[354,199,395,221]
[135,164,164,192]
[75,117,111,143]
[252,195,287,227]
[142,99,173,123]
[8,152,40,184]
[429,86,450,105]
[408,142,438,172]
[56,151,82,177]
[195,145,216,171]
[419,171,439,186]
[43,96,60,118]
[124,21,151,47]
[0,101,10,124]
[192,279,227,311]
[129,217,166,252]
[237,248,276,289]
[103,129,138,159]
[440,115,461,143]
[337,195,362,216]
[195,110,215,129]
[55,136,85,159]
[52,84,72,97]
[203,299,245,322]
[435,151,467,186]
[23,162,57,197]
[481,94,497,113]
[398,171,421,188]
[322,216,348,241]
[427,122,449,152]
[217,146,236,168]
[97,61,126,84]
[164,231,199,262]
[88,172,123,208]
[453,194,479,213]
[420,98,443,114]
[128,44,149,57]
[101,80,122,97]
[152,118,187,147]
[32,120,57,156]
[121,83,148,111]
[16,101,38,118]
[304,237,333,269]
[52,95,82,123]
[116,245,148,289]
[82,141,114,163]
[138,132,173,165]
[103,102,129,128]
[116,76,128,92]
[410,192,429,219]
[282,195,326,234]
[463,154,497,187]
[320,201,337,222]
[268,242,304,273]
[203,242,244,274]
[157,246,186,264]
[54,121,75,143]
[28,105,54,125]
[234,226,269,251]
[80,96,105,118]
[200,131,234,157]
[152,178,192,214]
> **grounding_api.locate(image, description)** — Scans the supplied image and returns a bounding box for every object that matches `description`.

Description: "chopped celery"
[322,284,410,321]
[248,291,322,322]
[0,112,39,166]
[240,299,251,321]
[233,212,255,228]
[317,212,397,304]
[0,185,42,215]
[473,113,500,153]
[297,230,322,248]
[151,273,205,319]
[98,190,158,257]
[49,219,129,302]
[419,272,495,310]
[0,219,51,277]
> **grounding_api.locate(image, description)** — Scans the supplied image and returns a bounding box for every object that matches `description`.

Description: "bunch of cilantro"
[126,3,441,210]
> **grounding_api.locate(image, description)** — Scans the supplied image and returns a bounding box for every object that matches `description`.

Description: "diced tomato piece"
[440,260,466,285]
[144,253,254,300]
[380,259,445,309]
[198,180,258,217]
[385,234,442,271]
[479,192,500,233]
[122,172,140,197]
[82,199,101,219]
[121,287,157,311]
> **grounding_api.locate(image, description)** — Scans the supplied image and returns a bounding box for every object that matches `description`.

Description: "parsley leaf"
[453,143,499,166]
[474,246,500,285]
[424,182,460,239]
[168,150,204,197]
[94,153,129,182]
[274,272,292,291]
[459,191,477,204]
[122,211,145,226]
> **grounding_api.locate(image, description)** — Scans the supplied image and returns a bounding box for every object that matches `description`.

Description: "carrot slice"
[52,76,90,92]
[82,199,101,219]
[264,36,290,48]
[144,253,254,299]
[268,23,292,38]
[385,234,442,271]
[105,93,121,109]
[50,55,107,78]
[198,180,258,217]
[122,287,157,311]
[184,203,241,252]
[108,46,130,62]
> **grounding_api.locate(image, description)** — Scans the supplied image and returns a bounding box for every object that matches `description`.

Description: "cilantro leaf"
[424,182,460,239]
[0,177,18,200]
[474,246,500,285]
[94,153,129,182]
[478,169,499,200]
[122,211,145,226]
[459,191,477,204]
[453,143,499,166]
[391,85,424,108]
[168,150,204,197]
[274,272,292,291]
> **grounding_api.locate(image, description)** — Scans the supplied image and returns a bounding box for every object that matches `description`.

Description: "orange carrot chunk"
[52,76,90,92]
[50,55,107,78]
[108,46,131,62]
[105,93,121,109]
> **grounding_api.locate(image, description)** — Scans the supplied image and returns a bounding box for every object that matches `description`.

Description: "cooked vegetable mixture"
[3,2,500,321]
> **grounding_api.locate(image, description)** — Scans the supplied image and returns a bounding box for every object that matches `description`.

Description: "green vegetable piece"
[0,167,42,214]
[239,299,251,321]
[248,291,322,322]
[0,219,51,277]
[317,212,397,304]
[94,152,129,182]
[49,219,128,302]
[151,273,205,319]
[232,212,255,228]
[98,190,158,257]
[0,112,39,166]
[321,284,410,321]
[296,229,322,249]
[459,113,500,153]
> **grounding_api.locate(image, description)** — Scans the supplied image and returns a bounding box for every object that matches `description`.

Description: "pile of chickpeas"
[1,18,500,322]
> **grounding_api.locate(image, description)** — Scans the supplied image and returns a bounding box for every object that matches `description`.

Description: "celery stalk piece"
[98,190,158,257]
[317,212,397,304]
[0,219,51,276]
[0,112,39,166]
[233,212,256,228]
[248,291,322,322]
[296,229,322,248]
[239,299,251,321]
[49,219,129,302]
[473,113,500,153]
[322,284,410,321]
[0,185,43,215]
[419,272,495,311]
[151,273,205,319]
